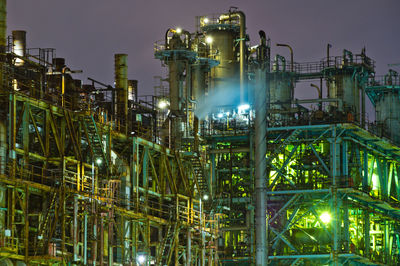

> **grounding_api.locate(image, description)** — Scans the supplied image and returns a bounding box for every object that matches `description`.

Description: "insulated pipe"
[255,30,268,266]
[219,11,246,104]
[182,30,191,49]
[276,43,293,72]
[165,28,172,49]
[274,55,286,72]
[310,84,322,110]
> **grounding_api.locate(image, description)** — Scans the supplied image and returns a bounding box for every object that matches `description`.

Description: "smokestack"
[12,30,26,66]
[114,54,128,124]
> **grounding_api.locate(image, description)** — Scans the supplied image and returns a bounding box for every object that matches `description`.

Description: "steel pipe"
[255,30,268,266]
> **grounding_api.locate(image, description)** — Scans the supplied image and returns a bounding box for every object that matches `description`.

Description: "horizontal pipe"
[220,226,248,231]
[208,147,250,154]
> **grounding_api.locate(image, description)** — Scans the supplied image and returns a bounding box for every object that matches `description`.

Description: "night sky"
[7,0,400,116]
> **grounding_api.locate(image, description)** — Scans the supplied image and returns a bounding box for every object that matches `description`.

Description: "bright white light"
[158,100,169,109]
[203,194,209,200]
[217,113,223,118]
[137,255,146,264]
[203,17,209,24]
[96,158,102,165]
[238,104,250,114]
[319,212,331,224]
[176,28,182,34]
[206,36,213,44]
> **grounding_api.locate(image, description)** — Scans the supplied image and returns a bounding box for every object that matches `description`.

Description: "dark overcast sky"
[7,0,400,102]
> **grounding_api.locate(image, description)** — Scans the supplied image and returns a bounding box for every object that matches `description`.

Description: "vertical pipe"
[73,196,78,261]
[100,215,104,266]
[84,214,88,264]
[200,199,205,266]
[122,161,131,262]
[187,229,191,266]
[92,204,97,265]
[0,122,6,174]
[24,186,29,263]
[255,31,268,266]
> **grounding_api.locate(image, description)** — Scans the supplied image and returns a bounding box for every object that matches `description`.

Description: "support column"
[330,127,341,265]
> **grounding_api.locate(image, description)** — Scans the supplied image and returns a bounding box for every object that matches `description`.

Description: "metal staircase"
[34,187,59,255]
[190,154,209,198]
[82,115,109,171]
[267,129,301,165]
[157,222,180,266]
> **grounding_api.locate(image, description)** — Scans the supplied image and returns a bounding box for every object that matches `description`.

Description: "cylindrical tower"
[269,55,292,125]
[327,73,359,118]
[167,33,186,113]
[376,91,400,143]
[371,71,400,144]
[208,28,238,98]
[192,64,207,102]
[115,54,128,124]
[325,50,363,122]
[12,30,26,66]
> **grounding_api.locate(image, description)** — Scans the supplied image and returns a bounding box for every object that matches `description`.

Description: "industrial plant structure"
[0,1,399,265]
